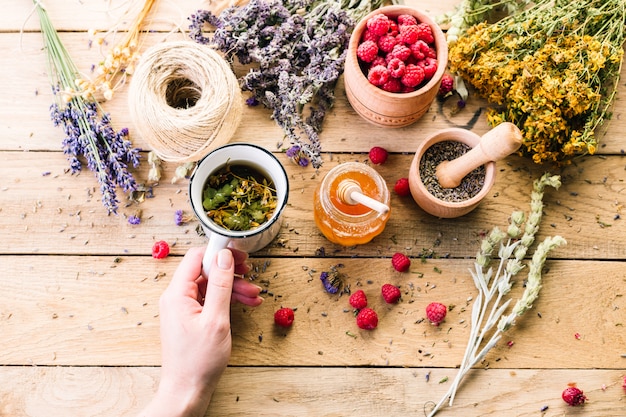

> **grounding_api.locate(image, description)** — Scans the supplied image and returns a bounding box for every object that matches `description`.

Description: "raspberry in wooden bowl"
[343,5,448,128]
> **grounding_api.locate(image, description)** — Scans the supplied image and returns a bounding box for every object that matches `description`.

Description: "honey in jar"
[313,162,390,246]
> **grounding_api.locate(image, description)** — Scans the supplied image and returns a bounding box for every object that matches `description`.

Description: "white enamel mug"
[189,143,289,278]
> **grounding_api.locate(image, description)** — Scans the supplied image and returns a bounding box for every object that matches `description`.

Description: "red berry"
[562,386,586,406]
[418,57,438,80]
[381,284,401,304]
[381,77,402,93]
[367,65,390,86]
[397,14,418,27]
[398,25,419,45]
[394,177,411,196]
[357,40,379,63]
[151,240,170,259]
[366,14,390,36]
[274,307,295,328]
[387,20,399,37]
[391,252,411,272]
[370,56,386,68]
[409,40,429,60]
[401,64,425,88]
[356,308,378,330]
[416,22,435,44]
[349,290,368,310]
[426,302,447,326]
[387,58,405,78]
[377,34,398,53]
[369,146,388,164]
[439,73,454,96]
[361,29,379,43]
[389,43,411,62]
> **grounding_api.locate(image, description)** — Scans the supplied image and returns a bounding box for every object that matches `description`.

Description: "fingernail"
[217,249,233,269]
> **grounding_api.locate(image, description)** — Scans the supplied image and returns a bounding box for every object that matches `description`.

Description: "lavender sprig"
[189,0,384,168]
[35,2,140,214]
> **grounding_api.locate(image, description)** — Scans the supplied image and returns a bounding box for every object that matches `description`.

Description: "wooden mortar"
[408,123,522,218]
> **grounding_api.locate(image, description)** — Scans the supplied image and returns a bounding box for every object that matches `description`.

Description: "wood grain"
[3,1,626,415]
[1,256,624,368]
[0,366,624,417]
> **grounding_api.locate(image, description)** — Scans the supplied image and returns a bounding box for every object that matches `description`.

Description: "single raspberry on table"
[562,386,586,406]
[401,64,425,88]
[416,22,434,44]
[356,308,378,330]
[418,57,438,80]
[397,14,418,27]
[367,65,390,86]
[349,289,368,310]
[369,146,388,164]
[366,13,391,36]
[381,284,401,304]
[391,252,411,272]
[438,73,454,97]
[151,240,170,259]
[357,40,379,63]
[426,302,447,326]
[394,177,411,196]
[274,307,295,328]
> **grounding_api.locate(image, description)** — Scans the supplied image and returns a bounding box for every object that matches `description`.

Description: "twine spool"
[128,41,242,163]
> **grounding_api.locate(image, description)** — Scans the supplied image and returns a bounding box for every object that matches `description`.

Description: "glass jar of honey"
[313,162,391,246]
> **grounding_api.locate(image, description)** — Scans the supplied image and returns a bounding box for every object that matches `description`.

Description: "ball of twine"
[128,41,242,163]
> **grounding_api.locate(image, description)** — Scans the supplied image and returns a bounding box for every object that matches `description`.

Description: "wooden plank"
[4,31,626,155]
[6,0,462,32]
[1,256,624,368]
[1,150,625,260]
[0,366,624,416]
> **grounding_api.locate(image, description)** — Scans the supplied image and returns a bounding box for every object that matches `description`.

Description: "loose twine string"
[128,41,242,163]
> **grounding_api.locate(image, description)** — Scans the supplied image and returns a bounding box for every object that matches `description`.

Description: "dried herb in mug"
[202,163,277,231]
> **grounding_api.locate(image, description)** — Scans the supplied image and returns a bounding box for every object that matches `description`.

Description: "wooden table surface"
[2,1,625,416]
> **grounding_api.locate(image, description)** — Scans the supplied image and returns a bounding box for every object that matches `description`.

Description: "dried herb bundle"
[447,0,625,165]
[189,0,385,168]
[427,173,566,416]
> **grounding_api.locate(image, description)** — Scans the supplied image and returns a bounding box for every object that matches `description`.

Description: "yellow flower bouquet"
[448,0,625,164]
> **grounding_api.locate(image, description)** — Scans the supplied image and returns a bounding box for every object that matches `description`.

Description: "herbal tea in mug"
[201,163,277,231]
[189,143,289,279]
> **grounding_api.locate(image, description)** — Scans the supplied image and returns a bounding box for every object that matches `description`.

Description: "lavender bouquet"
[189,0,384,168]
[35,2,140,214]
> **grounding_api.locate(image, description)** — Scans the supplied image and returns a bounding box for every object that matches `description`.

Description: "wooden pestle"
[435,122,523,189]
[337,179,390,214]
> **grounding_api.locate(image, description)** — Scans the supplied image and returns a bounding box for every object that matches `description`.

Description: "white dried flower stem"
[427,173,564,416]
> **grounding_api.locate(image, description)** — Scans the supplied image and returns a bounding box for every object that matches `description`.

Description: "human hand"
[138,246,263,417]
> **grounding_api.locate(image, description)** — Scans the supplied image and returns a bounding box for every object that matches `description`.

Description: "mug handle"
[201,233,231,279]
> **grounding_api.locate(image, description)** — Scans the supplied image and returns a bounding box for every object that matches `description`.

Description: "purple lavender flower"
[174,209,184,226]
[319,266,344,294]
[37,5,140,214]
[128,215,141,225]
[187,0,358,169]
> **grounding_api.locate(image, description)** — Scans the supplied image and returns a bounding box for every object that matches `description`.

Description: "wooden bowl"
[408,128,496,218]
[343,5,448,128]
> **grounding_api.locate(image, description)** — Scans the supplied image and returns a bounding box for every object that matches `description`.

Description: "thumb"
[201,248,235,321]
